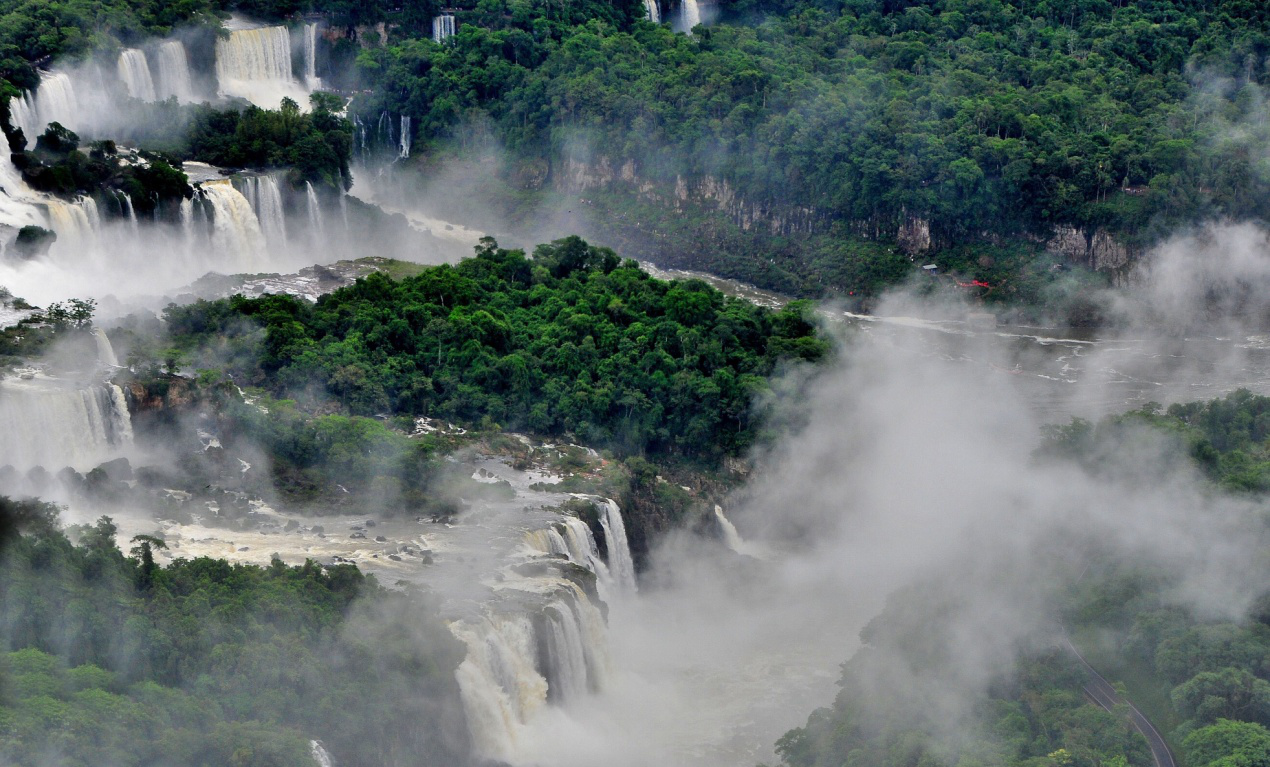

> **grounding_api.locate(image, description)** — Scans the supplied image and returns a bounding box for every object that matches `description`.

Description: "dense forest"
[0,497,469,767]
[161,236,827,460]
[351,0,1270,297]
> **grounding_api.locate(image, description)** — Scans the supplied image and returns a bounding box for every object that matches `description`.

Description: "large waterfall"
[645,0,661,23]
[117,49,156,102]
[215,23,308,109]
[200,180,268,269]
[451,496,635,762]
[237,174,288,250]
[156,41,195,102]
[0,377,133,472]
[433,15,457,42]
[10,71,81,142]
[44,198,101,254]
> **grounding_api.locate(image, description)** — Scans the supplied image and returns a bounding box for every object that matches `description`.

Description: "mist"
[480,224,1270,767]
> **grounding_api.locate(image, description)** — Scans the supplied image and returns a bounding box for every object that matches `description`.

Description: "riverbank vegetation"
[354,0,1270,300]
[0,496,469,767]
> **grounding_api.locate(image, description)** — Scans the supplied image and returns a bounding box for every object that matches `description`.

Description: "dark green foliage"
[0,505,469,766]
[165,236,827,460]
[184,95,353,190]
[356,0,1270,297]
[1040,391,1270,492]
[12,224,52,258]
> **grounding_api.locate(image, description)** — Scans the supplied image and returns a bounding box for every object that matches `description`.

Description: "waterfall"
[338,191,349,230]
[542,599,591,702]
[12,72,81,140]
[305,182,325,240]
[200,181,267,268]
[303,23,321,89]
[117,49,156,101]
[645,0,661,22]
[432,15,456,43]
[44,198,101,254]
[309,741,334,767]
[92,328,119,367]
[453,613,549,761]
[215,24,307,108]
[0,151,48,231]
[121,193,139,235]
[156,41,195,101]
[597,499,637,592]
[680,0,701,30]
[398,115,412,159]
[714,505,744,552]
[258,176,288,248]
[0,379,133,471]
[9,91,38,145]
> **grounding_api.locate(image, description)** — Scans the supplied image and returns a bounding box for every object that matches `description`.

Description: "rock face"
[1046,225,1137,273]
[897,213,932,254]
[555,156,827,237]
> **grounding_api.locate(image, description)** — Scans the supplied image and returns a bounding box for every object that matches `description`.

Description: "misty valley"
[1,2,1270,767]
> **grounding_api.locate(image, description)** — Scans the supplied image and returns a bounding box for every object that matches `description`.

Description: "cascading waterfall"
[92,328,119,368]
[398,116,412,159]
[121,193,139,235]
[117,49,156,101]
[199,181,267,268]
[305,182,325,241]
[44,198,100,254]
[598,499,638,592]
[645,0,661,22]
[453,499,635,762]
[310,741,334,767]
[0,151,48,232]
[217,26,293,83]
[304,23,322,89]
[433,15,457,42]
[215,24,307,108]
[237,175,288,250]
[680,0,701,30]
[156,41,195,102]
[11,72,81,141]
[0,379,133,471]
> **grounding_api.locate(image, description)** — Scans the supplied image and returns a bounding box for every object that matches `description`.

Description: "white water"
[121,193,139,236]
[11,72,81,141]
[303,23,321,89]
[305,181,325,241]
[156,41,195,102]
[44,198,101,256]
[238,175,288,250]
[598,499,637,592]
[117,49,156,102]
[645,0,661,22]
[399,115,412,159]
[216,24,309,109]
[433,15,457,42]
[92,328,119,367]
[0,377,132,471]
[678,0,701,31]
[201,180,268,269]
[309,740,334,767]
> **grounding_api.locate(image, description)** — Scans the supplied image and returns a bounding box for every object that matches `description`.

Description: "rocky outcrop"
[1046,225,1137,273]
[897,213,933,254]
[556,156,828,237]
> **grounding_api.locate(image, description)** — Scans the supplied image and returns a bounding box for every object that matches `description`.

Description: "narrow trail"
[1062,637,1177,767]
